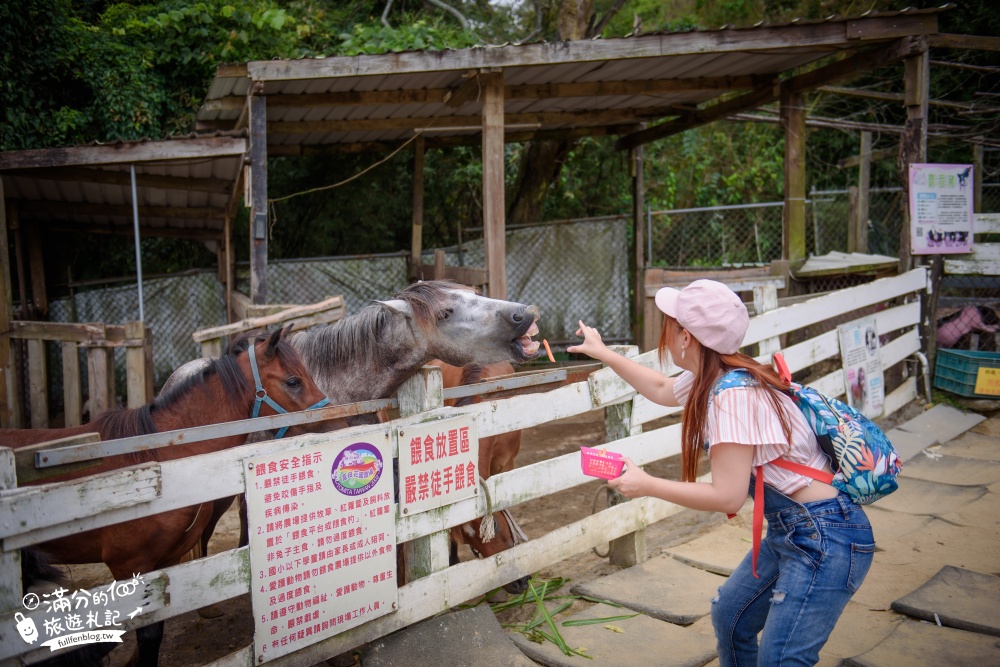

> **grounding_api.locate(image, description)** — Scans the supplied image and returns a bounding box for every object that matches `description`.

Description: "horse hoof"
[197,603,226,619]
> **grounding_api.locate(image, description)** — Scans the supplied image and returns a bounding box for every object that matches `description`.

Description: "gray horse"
[161,281,540,564]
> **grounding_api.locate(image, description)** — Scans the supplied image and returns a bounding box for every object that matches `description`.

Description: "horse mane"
[454,364,487,408]
[297,280,464,369]
[94,332,306,466]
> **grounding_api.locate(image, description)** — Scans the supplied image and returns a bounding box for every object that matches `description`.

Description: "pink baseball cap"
[654,280,749,355]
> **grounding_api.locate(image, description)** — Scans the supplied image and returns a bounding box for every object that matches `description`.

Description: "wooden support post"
[481,69,506,300]
[604,345,646,567]
[0,180,17,428]
[0,447,20,614]
[27,338,47,428]
[899,44,929,274]
[974,142,984,214]
[781,88,807,263]
[434,249,446,280]
[397,365,449,581]
[858,131,872,253]
[144,326,154,401]
[249,88,268,305]
[410,135,425,279]
[62,341,82,427]
[847,186,859,253]
[87,341,115,418]
[631,144,645,348]
[125,321,149,408]
[26,226,47,318]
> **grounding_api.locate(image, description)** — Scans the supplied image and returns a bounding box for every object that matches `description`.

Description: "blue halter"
[248,341,330,438]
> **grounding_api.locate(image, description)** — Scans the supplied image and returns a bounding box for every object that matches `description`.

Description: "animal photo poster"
[838,316,885,419]
[909,163,974,255]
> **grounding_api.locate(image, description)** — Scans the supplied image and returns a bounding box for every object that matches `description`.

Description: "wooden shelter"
[193,6,945,307]
[1,7,955,426]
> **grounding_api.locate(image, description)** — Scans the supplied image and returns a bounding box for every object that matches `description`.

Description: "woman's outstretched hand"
[607,457,648,498]
[566,320,609,360]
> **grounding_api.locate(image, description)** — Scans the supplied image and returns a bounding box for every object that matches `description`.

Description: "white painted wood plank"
[805,328,919,402]
[632,396,683,425]
[973,213,1000,234]
[744,269,926,346]
[0,464,161,541]
[205,492,692,667]
[882,377,917,419]
[943,255,1000,276]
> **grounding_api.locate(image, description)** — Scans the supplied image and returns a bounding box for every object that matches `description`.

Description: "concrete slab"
[509,602,716,667]
[820,603,902,666]
[935,431,1000,461]
[865,506,933,544]
[851,518,1000,611]
[571,554,726,626]
[663,524,750,576]
[885,427,938,462]
[843,619,1000,666]
[891,565,1000,636]
[895,403,985,445]
[868,477,986,517]
[899,452,1000,486]
[360,605,538,667]
[935,482,1000,528]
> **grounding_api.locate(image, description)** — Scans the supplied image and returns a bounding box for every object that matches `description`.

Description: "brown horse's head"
[225,326,341,437]
[450,508,531,594]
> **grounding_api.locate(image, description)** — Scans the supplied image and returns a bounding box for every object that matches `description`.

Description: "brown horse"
[431,360,531,594]
[4,327,336,667]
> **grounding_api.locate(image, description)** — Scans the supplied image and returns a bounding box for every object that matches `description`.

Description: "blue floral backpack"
[712,367,902,505]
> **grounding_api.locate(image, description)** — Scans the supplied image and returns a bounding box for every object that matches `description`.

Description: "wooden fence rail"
[0,269,927,667]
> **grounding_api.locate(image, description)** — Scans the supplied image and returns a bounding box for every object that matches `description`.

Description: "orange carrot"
[543,339,555,363]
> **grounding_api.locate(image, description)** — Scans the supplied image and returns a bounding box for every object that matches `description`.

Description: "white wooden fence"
[0,268,928,667]
[943,213,1000,276]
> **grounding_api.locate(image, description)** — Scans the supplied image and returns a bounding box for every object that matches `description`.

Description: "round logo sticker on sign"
[331,443,383,496]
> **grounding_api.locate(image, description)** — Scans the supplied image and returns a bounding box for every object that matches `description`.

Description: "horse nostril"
[512,311,524,323]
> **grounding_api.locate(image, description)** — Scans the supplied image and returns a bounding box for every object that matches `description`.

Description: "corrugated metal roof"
[0,134,247,238]
[195,5,948,153]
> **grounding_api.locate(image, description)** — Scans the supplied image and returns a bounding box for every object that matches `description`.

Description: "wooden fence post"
[125,321,149,408]
[0,447,20,615]
[62,341,82,427]
[397,365,449,581]
[604,345,647,567]
[753,286,781,360]
[87,327,115,417]
[27,338,47,428]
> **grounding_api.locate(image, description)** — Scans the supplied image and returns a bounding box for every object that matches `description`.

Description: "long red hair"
[659,316,792,482]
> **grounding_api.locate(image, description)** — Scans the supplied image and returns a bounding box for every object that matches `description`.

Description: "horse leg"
[132,622,164,667]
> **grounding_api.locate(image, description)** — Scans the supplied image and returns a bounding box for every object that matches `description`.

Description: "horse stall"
[4,320,153,430]
[0,269,927,667]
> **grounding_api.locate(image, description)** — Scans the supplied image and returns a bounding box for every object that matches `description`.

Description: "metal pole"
[130,164,145,321]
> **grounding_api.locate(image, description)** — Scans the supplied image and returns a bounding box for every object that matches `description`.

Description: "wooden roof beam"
[616,36,928,151]
[929,34,1000,51]
[268,106,680,135]
[246,14,939,82]
[2,167,233,194]
[0,136,247,170]
[202,75,763,114]
[818,85,988,111]
[15,200,226,220]
[43,223,224,241]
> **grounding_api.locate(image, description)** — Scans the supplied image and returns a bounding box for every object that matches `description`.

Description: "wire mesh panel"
[46,271,226,413]
[434,217,630,349]
[648,202,785,268]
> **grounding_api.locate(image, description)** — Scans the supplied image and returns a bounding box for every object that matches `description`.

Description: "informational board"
[245,432,397,663]
[837,316,885,418]
[397,414,479,517]
[909,163,975,255]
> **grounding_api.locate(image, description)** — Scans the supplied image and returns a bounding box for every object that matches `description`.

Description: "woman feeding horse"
[569,279,875,667]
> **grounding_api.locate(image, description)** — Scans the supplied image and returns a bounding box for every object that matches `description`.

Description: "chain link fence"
[30,217,626,420]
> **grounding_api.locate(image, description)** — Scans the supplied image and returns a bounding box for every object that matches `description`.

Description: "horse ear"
[281,323,294,340]
[265,328,283,359]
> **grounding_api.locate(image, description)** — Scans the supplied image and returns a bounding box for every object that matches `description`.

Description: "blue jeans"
[710,478,876,666]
